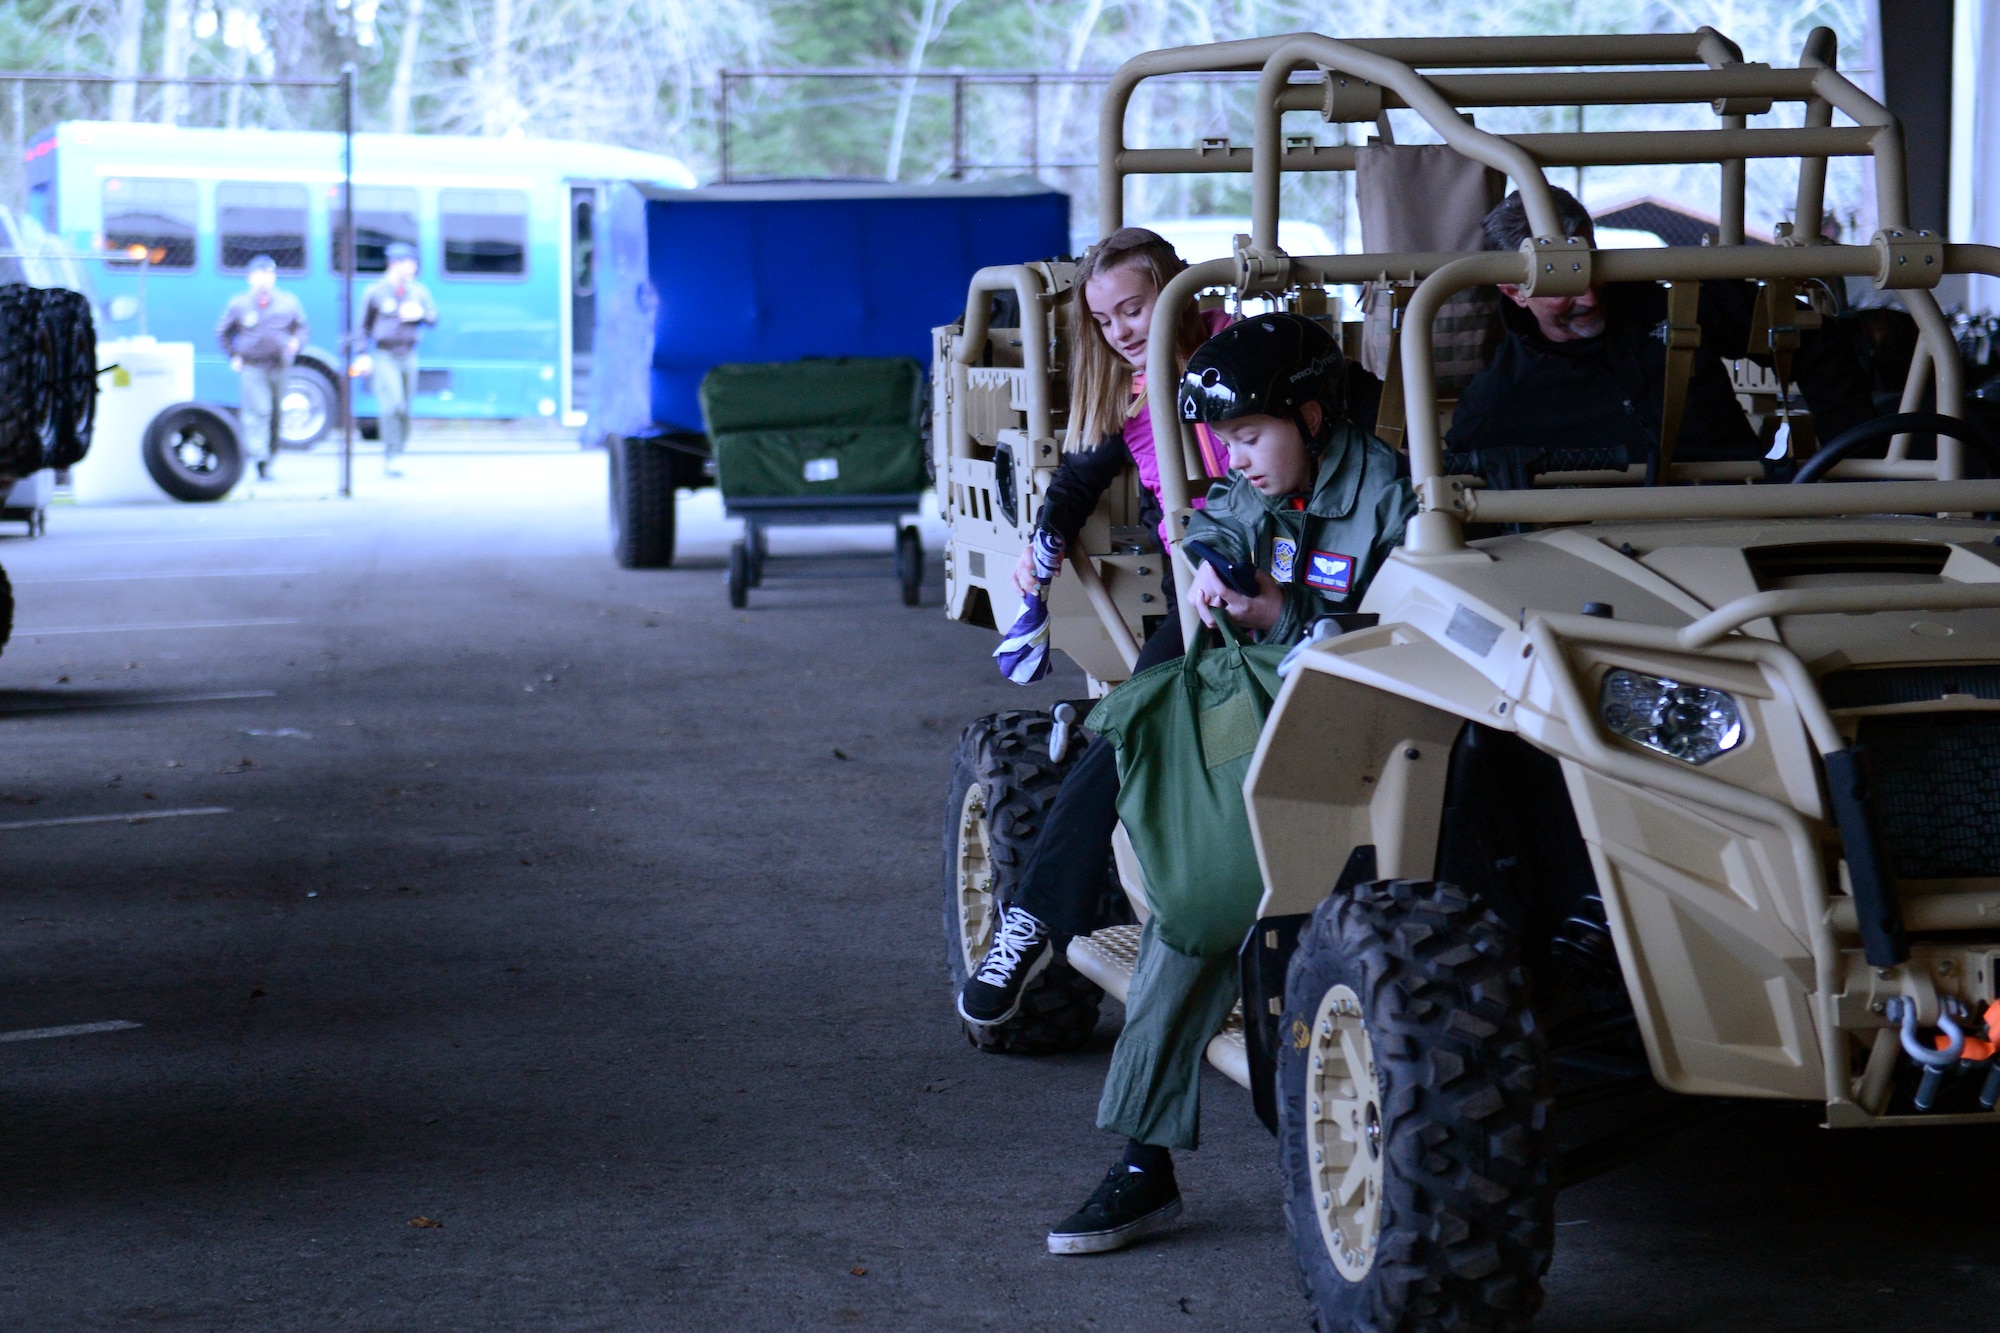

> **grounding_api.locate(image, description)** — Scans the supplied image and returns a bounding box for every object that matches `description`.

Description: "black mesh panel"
[1858,714,2000,879]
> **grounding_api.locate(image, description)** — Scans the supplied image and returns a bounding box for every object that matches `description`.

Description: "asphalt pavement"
[0,440,1995,1331]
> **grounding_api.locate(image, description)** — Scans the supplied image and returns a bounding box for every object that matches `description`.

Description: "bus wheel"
[143,404,244,502]
[279,362,339,450]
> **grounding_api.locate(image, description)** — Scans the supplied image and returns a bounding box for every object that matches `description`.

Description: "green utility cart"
[699,356,929,608]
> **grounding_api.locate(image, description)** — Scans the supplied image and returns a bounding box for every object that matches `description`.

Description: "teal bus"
[24,121,695,444]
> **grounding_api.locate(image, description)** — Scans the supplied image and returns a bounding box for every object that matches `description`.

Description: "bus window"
[103,177,196,269]
[440,187,528,277]
[330,184,419,274]
[217,181,309,272]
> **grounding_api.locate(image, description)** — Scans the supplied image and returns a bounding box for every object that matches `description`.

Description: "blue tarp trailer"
[590,177,1070,568]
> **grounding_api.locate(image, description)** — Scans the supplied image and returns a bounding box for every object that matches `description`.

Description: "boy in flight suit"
[1043,313,1418,1255]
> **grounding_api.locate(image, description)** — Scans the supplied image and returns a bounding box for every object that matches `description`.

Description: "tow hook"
[1886,996,1966,1111]
[1049,702,1077,765]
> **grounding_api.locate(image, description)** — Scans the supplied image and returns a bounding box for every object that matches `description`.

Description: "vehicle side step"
[1068,925,1250,1089]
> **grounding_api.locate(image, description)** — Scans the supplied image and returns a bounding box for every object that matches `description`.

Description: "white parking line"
[54,533,336,546]
[0,690,277,714]
[0,806,231,832]
[15,618,301,636]
[0,1021,143,1044]
[12,569,321,585]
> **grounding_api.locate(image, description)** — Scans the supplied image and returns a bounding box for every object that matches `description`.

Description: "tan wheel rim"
[954,783,995,974]
[1307,983,1385,1281]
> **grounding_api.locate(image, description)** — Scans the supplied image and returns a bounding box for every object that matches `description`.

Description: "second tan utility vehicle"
[936,24,2000,1331]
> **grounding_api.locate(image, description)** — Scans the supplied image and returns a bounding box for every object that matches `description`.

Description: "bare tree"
[109,0,145,120]
[388,0,425,134]
[884,0,963,181]
[159,0,192,123]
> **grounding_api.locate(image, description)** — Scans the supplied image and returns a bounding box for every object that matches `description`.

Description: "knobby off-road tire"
[0,564,14,660]
[0,285,47,478]
[942,710,1103,1055]
[41,289,97,469]
[609,434,676,568]
[1279,879,1553,1333]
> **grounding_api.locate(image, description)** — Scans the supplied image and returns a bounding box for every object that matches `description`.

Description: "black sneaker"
[1047,1163,1183,1255]
[957,904,1052,1027]
[255,459,271,480]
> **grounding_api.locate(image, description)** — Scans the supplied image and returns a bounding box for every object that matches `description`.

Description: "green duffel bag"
[1088,611,1289,958]
[711,426,926,499]
[699,357,923,434]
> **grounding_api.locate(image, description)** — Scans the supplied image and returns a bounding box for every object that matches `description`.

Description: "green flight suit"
[1097,420,1417,1149]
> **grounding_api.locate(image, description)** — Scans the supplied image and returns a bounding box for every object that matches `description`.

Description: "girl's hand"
[1187,560,1282,631]
[1013,541,1060,597]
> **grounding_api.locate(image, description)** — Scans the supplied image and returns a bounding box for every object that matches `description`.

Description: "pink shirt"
[1124,308,1232,544]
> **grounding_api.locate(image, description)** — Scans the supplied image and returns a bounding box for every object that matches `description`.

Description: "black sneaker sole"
[1046,1196,1183,1255]
[955,940,1054,1028]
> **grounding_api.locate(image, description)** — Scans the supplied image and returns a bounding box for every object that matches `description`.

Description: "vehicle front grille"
[1858,713,2000,879]
[1824,664,2000,708]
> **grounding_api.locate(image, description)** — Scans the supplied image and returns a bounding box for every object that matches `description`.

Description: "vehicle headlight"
[1598,669,1744,765]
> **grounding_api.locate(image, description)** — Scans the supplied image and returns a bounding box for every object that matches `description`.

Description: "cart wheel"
[728,538,751,608]
[747,524,768,588]
[897,526,923,607]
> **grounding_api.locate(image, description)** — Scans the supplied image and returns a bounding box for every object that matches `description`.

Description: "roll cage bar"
[1095,28,2000,638]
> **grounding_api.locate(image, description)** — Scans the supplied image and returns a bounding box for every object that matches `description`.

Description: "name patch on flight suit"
[1270,536,1298,583]
[1304,550,1354,594]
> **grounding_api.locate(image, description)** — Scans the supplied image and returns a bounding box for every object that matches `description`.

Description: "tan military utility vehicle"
[936,24,2000,1330]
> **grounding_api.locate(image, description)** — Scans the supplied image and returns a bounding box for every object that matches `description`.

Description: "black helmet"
[1178,312,1345,444]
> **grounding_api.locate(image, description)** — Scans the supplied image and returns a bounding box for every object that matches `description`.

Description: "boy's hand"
[1012,542,1060,597]
[1188,560,1282,631]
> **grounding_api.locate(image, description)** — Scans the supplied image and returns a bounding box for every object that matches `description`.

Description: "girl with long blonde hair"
[1006,227,1229,603]
[967,230,1229,1040]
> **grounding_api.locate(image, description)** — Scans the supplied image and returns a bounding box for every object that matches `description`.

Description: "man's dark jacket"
[1445,281,1873,466]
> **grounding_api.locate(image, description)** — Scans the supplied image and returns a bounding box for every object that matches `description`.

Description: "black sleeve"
[1034,433,1131,544]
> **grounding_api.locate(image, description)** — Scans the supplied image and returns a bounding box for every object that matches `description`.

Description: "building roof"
[1592,196,1771,247]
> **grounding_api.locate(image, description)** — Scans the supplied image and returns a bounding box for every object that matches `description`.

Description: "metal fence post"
[951,74,965,180]
[1029,74,1039,177]
[340,62,355,499]
[719,72,731,183]
[8,81,22,206]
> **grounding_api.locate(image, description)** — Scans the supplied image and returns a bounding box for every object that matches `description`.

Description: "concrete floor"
[0,443,1995,1331]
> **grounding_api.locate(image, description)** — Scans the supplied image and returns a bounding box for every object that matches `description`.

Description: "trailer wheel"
[943,710,1105,1055]
[609,434,676,568]
[727,539,750,608]
[1279,878,1553,1333]
[897,525,923,606]
[143,404,244,502]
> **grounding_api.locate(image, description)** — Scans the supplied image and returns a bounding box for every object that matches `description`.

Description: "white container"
[4,468,52,518]
[69,336,195,504]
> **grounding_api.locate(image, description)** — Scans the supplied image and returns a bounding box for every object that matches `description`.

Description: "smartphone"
[1184,538,1261,597]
